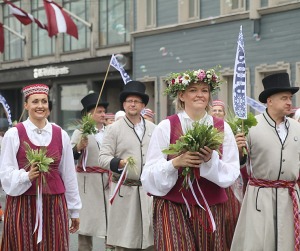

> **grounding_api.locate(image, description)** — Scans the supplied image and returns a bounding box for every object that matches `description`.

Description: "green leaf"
[24,142,54,173]
[226,110,258,136]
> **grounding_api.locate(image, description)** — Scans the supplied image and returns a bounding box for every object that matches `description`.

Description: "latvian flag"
[0,23,4,53]
[43,0,78,39]
[4,0,47,30]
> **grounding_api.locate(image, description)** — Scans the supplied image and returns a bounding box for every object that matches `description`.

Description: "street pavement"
[0,188,105,250]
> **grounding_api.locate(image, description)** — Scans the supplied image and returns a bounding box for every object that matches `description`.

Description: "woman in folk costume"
[231,73,300,251]
[0,84,82,251]
[70,92,111,251]
[141,68,240,251]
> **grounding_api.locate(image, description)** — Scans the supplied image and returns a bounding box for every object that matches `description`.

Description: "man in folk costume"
[99,81,156,251]
[231,73,300,251]
[141,68,240,251]
[70,92,112,251]
[0,84,81,251]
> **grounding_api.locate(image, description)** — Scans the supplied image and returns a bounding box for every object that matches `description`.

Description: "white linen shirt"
[0,118,82,218]
[141,111,240,196]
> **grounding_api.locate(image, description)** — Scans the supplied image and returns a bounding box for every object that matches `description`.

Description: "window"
[269,0,296,6]
[146,0,156,27]
[99,0,132,46]
[255,62,291,106]
[221,0,246,15]
[188,0,199,19]
[31,0,54,57]
[3,0,23,61]
[59,83,88,136]
[231,0,244,9]
[63,0,90,51]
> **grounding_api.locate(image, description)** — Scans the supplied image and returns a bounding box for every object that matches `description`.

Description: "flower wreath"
[164,67,223,98]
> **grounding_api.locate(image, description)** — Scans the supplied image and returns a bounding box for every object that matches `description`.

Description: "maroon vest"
[16,123,65,195]
[161,115,228,206]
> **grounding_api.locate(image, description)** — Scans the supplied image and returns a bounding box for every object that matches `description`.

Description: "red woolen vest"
[161,114,228,206]
[16,123,66,195]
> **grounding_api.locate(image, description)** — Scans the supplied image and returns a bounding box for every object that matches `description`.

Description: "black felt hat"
[119,81,149,105]
[259,73,299,103]
[81,92,109,115]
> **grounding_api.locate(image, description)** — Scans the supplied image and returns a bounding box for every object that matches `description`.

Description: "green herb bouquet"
[81,113,97,136]
[25,142,54,173]
[162,122,224,189]
[226,111,257,155]
[24,142,54,187]
[126,156,138,175]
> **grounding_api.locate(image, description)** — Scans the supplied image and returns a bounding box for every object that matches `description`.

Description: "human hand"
[118,159,127,169]
[172,151,203,169]
[235,133,247,158]
[77,136,88,152]
[199,146,213,162]
[69,218,80,233]
[28,164,39,182]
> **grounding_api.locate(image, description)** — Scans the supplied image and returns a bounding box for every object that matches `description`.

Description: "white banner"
[0,94,12,127]
[233,25,247,119]
[110,54,132,84]
[246,96,266,113]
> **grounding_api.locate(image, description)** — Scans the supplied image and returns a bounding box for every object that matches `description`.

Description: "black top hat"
[81,92,109,115]
[119,81,149,105]
[258,73,299,103]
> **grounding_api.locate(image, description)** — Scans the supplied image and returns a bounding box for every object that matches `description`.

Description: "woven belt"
[249,178,300,251]
[76,166,109,174]
[111,175,141,186]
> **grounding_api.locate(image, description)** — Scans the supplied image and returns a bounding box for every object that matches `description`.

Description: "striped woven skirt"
[0,194,69,251]
[153,197,227,251]
[224,187,241,249]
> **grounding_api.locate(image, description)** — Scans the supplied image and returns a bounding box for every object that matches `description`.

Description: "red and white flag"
[0,23,4,53]
[4,0,47,30]
[43,0,78,39]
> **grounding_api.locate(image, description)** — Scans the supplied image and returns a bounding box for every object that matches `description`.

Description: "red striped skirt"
[0,194,69,251]
[224,187,241,249]
[153,197,227,251]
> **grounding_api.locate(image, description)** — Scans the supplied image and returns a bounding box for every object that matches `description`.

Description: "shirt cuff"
[110,157,123,174]
[69,209,79,219]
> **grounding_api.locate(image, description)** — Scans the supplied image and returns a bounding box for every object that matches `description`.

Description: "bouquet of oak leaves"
[162,122,224,190]
[24,142,54,186]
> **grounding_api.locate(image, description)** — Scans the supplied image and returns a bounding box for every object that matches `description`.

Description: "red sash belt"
[249,178,300,251]
[76,166,109,174]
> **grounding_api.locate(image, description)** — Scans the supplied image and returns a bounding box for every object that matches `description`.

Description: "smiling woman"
[0,84,82,251]
[141,67,240,251]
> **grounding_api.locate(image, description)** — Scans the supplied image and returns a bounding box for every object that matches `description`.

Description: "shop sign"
[33,66,70,78]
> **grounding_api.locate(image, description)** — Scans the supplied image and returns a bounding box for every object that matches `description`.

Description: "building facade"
[132,0,300,120]
[0,0,139,133]
[0,0,300,131]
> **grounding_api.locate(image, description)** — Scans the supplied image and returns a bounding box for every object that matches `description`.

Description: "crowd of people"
[0,70,299,251]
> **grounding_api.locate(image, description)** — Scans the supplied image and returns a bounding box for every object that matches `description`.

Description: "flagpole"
[62,8,92,30]
[3,24,26,41]
[93,63,111,116]
[18,108,25,122]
